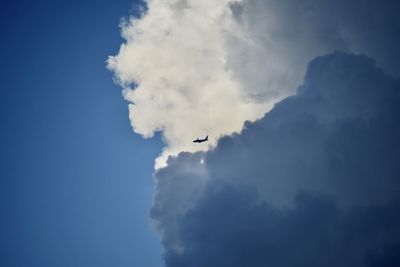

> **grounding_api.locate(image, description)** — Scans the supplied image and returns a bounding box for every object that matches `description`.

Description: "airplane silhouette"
[193,135,208,143]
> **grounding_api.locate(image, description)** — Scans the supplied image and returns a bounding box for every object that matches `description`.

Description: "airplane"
[193,135,208,143]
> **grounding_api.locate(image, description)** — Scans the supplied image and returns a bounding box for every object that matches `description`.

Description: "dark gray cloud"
[151,52,400,267]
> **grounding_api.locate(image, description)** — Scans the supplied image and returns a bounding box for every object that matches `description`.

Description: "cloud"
[151,52,400,266]
[107,0,400,264]
[108,0,400,167]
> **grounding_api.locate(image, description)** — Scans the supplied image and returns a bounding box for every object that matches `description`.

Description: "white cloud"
[107,0,278,168]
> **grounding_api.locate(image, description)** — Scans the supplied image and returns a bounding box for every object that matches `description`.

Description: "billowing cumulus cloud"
[108,0,400,167]
[151,52,400,266]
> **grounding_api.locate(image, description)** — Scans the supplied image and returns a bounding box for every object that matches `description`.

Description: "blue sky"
[0,1,163,266]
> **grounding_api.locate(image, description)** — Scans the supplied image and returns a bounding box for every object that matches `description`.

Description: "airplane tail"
[205,135,208,140]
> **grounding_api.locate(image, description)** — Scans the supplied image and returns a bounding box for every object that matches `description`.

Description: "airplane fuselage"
[193,136,208,143]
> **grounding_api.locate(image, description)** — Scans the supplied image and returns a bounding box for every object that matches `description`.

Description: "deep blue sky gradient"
[0,1,163,266]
